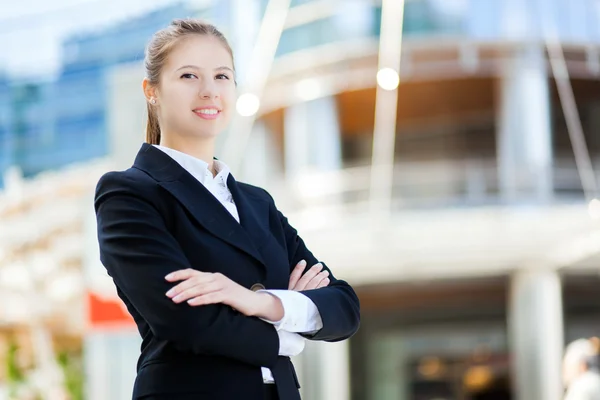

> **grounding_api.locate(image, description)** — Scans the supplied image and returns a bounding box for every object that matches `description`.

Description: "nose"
[198,80,218,99]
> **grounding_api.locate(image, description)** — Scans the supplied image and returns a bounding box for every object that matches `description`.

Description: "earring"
[150,98,156,105]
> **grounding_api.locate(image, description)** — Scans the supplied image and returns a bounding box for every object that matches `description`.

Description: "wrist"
[253,292,284,322]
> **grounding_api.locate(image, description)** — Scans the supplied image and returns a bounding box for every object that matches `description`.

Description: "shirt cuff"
[277,330,306,357]
[258,289,324,333]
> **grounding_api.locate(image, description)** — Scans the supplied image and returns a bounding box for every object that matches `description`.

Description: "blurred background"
[1,0,600,399]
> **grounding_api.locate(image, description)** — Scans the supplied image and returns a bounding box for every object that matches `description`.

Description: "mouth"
[192,107,221,120]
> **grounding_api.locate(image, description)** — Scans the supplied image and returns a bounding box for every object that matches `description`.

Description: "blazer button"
[250,283,265,292]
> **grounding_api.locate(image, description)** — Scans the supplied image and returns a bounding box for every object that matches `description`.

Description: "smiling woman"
[93,18,360,400]
[142,22,237,157]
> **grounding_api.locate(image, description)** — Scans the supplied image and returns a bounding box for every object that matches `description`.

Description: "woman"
[94,18,360,400]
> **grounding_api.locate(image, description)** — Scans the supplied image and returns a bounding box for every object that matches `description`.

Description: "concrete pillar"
[497,45,553,202]
[106,63,147,170]
[284,96,342,179]
[239,119,281,187]
[318,341,350,400]
[508,269,564,400]
[284,101,311,179]
[367,332,408,400]
[301,340,351,400]
[84,332,140,400]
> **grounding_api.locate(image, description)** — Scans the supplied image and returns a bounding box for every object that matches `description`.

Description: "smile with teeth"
[196,109,219,115]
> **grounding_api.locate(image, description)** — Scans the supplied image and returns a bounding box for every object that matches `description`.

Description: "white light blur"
[0,264,32,291]
[46,272,84,302]
[29,252,58,278]
[236,93,260,117]
[376,67,400,91]
[294,78,322,102]
[589,198,600,220]
[2,294,31,323]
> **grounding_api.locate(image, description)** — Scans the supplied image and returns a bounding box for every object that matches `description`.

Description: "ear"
[142,78,158,102]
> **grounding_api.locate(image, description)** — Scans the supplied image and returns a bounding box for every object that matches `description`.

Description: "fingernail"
[300,260,307,267]
[165,274,173,280]
[316,264,323,270]
[166,289,174,297]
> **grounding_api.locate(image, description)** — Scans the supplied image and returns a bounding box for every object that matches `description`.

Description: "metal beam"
[221,0,291,172]
[543,7,598,201]
[369,0,405,219]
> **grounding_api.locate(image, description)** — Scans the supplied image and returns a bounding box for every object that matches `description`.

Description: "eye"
[215,73,230,80]
[181,73,197,79]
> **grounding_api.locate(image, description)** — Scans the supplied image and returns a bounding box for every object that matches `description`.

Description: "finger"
[166,276,200,298]
[304,270,330,290]
[288,260,307,289]
[172,282,221,303]
[166,273,213,298]
[317,278,330,288]
[165,268,202,282]
[295,263,323,291]
[187,291,223,306]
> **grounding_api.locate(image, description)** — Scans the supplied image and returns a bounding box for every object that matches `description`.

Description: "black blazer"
[94,143,360,400]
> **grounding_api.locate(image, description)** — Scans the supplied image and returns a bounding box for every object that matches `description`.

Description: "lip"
[192,107,221,120]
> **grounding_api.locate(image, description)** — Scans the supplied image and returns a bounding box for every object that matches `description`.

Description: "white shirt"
[565,371,600,400]
[153,145,324,384]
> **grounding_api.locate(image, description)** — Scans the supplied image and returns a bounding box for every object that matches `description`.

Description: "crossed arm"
[164,259,329,359]
[164,260,329,319]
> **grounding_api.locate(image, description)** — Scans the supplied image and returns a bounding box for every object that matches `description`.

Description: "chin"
[192,128,222,139]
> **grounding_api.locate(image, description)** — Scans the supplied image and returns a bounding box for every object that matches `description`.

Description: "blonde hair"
[144,18,234,145]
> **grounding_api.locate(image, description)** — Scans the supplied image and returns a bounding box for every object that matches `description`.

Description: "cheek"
[164,87,191,111]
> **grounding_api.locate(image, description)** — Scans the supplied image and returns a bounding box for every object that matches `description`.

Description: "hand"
[165,269,259,317]
[288,260,330,291]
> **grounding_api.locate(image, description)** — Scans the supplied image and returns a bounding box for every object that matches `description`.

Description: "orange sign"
[86,291,136,331]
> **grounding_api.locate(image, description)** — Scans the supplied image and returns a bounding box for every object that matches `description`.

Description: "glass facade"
[277,0,600,58]
[0,3,201,187]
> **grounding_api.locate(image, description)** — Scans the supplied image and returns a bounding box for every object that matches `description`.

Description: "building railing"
[271,157,600,211]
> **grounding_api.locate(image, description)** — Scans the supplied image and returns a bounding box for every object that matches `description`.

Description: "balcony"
[271,157,599,215]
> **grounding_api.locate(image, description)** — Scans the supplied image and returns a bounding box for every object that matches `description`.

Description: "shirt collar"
[152,144,230,186]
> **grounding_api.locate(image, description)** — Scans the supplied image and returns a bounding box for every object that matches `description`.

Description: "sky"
[0,0,211,78]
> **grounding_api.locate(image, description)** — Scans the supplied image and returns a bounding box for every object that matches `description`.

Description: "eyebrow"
[176,65,234,73]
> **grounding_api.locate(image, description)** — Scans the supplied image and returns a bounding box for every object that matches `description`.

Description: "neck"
[159,135,217,173]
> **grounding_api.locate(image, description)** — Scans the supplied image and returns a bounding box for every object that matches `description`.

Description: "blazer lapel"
[133,143,266,268]
[226,175,271,251]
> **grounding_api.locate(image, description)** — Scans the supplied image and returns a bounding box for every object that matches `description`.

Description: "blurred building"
[235,1,600,398]
[52,3,208,173]
[1,0,600,399]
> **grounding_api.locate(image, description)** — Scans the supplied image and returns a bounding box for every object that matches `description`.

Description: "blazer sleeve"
[264,191,360,342]
[95,172,279,368]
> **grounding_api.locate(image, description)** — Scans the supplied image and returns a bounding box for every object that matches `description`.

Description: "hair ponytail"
[146,103,161,144]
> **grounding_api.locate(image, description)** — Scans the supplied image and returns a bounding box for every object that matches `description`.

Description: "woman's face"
[153,35,236,140]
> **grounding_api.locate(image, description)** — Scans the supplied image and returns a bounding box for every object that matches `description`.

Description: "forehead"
[165,35,233,70]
